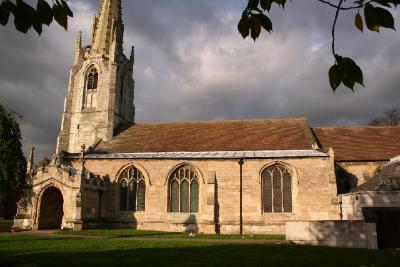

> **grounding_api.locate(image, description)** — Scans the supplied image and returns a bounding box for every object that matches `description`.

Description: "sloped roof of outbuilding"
[94,118,317,153]
[352,160,400,192]
[312,126,400,161]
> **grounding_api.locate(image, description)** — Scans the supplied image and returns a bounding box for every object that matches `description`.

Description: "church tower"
[57,0,135,154]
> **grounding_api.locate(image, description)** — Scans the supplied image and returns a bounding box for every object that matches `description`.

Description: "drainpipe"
[238,158,244,236]
[339,195,343,220]
[98,190,103,229]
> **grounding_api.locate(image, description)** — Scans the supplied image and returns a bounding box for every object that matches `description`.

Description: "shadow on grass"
[59,229,184,238]
[58,229,285,240]
[0,220,12,233]
[0,235,399,267]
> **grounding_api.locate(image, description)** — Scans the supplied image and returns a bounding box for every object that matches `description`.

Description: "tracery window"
[86,68,99,90]
[262,164,292,213]
[119,166,146,212]
[169,165,199,213]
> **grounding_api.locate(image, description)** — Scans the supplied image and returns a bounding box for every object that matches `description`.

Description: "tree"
[370,108,400,126]
[0,102,26,193]
[238,0,398,92]
[0,0,73,35]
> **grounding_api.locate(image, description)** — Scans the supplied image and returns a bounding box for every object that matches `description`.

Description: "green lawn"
[58,229,285,240]
[0,220,12,232]
[0,235,399,267]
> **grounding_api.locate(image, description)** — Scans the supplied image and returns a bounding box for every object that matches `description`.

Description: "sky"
[0,0,399,161]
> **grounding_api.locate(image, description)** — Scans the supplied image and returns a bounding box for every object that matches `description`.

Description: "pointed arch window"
[262,164,292,213]
[168,165,199,213]
[87,67,99,90]
[118,166,146,212]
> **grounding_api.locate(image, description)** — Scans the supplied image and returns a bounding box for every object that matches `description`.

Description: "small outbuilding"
[341,157,400,249]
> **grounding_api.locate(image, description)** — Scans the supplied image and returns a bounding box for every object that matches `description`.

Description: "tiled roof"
[94,118,316,153]
[352,161,400,192]
[312,126,400,161]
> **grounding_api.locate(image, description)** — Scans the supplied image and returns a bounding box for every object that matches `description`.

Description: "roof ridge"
[314,125,400,130]
[132,117,308,126]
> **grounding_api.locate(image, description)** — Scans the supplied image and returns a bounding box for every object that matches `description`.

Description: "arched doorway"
[38,187,64,230]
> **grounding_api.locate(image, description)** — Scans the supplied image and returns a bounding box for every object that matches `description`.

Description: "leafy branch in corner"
[0,0,73,35]
[238,0,398,92]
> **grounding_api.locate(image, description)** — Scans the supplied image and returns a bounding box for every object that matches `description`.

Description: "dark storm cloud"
[0,0,399,161]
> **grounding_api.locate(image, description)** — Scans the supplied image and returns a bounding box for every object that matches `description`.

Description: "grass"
[0,220,12,232]
[0,234,399,267]
[58,229,285,240]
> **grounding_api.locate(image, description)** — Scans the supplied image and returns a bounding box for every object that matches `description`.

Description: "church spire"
[91,0,123,55]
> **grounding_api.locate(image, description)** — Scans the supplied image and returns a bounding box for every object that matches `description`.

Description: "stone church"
[13,0,400,235]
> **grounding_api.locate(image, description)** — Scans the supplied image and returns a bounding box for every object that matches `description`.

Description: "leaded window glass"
[137,180,146,212]
[262,164,292,213]
[171,180,179,212]
[190,180,199,213]
[169,165,199,213]
[87,68,98,90]
[118,166,146,212]
[119,180,128,211]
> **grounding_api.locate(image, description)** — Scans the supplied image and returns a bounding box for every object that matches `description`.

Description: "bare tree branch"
[317,0,373,10]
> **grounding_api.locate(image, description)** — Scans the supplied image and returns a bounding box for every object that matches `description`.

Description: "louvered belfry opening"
[119,166,146,212]
[169,165,199,213]
[262,164,292,213]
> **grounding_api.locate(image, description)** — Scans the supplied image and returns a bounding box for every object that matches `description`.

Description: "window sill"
[117,210,145,214]
[261,212,295,217]
[167,214,200,215]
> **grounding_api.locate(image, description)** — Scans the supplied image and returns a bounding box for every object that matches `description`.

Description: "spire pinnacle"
[26,147,35,175]
[76,31,82,47]
[91,0,122,54]
[130,45,134,62]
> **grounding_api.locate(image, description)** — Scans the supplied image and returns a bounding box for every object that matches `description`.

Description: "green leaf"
[37,0,53,26]
[273,0,287,8]
[53,1,68,30]
[372,0,394,8]
[364,3,380,32]
[0,1,16,26]
[342,73,355,90]
[341,57,364,86]
[256,13,272,33]
[32,20,42,35]
[375,7,395,30]
[260,0,272,11]
[329,64,342,91]
[61,0,73,17]
[249,0,260,10]
[250,15,262,41]
[355,12,363,32]
[14,0,36,33]
[238,15,250,39]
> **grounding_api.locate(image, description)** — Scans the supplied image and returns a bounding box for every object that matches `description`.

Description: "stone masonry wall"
[72,156,340,234]
[340,161,386,186]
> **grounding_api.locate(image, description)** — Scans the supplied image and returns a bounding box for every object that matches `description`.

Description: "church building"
[13,0,400,235]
